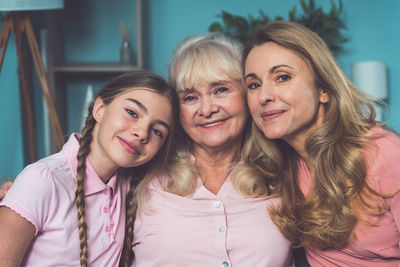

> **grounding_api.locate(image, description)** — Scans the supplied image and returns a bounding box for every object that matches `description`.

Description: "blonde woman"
[128,33,293,267]
[243,21,400,266]
[0,71,178,267]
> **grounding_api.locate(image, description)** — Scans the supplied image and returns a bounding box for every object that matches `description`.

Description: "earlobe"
[92,97,105,123]
[319,90,329,103]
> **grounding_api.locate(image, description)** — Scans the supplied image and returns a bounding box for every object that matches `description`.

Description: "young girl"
[0,70,178,267]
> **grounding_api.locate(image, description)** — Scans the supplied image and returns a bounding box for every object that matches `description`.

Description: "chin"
[113,155,141,169]
[263,130,284,140]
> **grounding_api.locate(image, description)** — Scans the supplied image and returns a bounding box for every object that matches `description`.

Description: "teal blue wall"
[339,0,400,131]
[1,0,399,177]
[0,28,24,178]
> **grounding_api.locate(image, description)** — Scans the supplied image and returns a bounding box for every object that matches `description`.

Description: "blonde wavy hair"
[242,21,387,249]
[161,32,271,199]
[75,71,179,267]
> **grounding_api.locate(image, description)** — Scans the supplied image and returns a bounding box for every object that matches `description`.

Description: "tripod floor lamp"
[0,0,64,164]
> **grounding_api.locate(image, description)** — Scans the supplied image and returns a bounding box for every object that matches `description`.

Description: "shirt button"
[222,261,229,267]
[104,207,108,213]
[219,226,226,232]
[214,201,221,208]
[102,189,108,195]
[105,226,110,232]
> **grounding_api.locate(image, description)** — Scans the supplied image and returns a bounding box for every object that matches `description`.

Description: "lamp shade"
[0,0,64,11]
[351,61,388,99]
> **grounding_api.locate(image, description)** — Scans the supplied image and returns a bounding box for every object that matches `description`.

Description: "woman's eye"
[152,128,163,137]
[183,95,197,102]
[214,87,228,94]
[126,109,138,118]
[277,75,291,82]
[247,83,260,90]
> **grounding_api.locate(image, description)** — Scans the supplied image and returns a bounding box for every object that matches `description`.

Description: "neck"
[86,124,119,184]
[285,133,316,176]
[284,103,326,177]
[193,142,241,194]
[87,152,118,183]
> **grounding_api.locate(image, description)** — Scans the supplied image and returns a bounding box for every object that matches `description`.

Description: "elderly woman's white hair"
[169,32,243,92]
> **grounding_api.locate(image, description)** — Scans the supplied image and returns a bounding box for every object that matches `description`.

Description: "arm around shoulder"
[0,206,35,267]
[0,181,13,201]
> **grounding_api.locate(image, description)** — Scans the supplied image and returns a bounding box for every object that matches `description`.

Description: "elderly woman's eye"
[183,95,197,102]
[214,87,228,94]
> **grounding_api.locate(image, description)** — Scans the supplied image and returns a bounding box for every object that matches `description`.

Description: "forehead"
[175,55,242,93]
[116,87,164,99]
[117,88,172,122]
[246,42,310,71]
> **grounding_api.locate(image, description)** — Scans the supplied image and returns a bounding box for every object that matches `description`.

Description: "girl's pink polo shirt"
[1,134,130,266]
[133,174,293,267]
[299,127,400,266]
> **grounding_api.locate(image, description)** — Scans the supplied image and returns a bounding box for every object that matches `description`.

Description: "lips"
[198,118,228,128]
[117,137,142,155]
[261,110,286,121]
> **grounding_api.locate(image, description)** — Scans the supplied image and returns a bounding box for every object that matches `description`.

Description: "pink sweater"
[299,127,400,266]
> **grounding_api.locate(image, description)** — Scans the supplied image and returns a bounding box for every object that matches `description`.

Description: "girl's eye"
[152,128,163,138]
[247,82,260,90]
[277,75,291,83]
[126,109,138,118]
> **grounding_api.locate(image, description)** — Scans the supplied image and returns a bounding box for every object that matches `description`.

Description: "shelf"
[53,62,141,74]
[44,0,144,149]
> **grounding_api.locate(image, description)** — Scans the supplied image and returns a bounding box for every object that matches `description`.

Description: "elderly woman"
[122,33,293,267]
[243,21,400,266]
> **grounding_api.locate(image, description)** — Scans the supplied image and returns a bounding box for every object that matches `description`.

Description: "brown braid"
[119,167,145,267]
[75,102,96,267]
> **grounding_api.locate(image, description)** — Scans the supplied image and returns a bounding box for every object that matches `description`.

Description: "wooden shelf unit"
[45,0,143,150]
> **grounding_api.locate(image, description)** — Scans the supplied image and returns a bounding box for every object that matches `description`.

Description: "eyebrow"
[245,64,294,80]
[154,119,170,132]
[127,98,147,113]
[245,73,258,80]
[180,88,194,94]
[270,64,293,73]
[127,98,170,132]
[210,80,230,87]
[182,80,232,92]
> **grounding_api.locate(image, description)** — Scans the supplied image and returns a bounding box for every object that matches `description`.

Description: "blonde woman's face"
[91,88,172,174]
[178,70,248,152]
[245,42,328,148]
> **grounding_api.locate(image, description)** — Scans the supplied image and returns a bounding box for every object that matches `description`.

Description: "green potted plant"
[209,0,348,55]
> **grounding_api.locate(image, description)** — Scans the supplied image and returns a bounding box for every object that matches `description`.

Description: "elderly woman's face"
[178,71,248,151]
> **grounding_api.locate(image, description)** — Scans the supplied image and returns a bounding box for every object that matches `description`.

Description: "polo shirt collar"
[62,133,118,197]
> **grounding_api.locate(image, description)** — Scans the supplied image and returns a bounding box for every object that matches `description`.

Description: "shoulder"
[370,126,400,148]
[365,127,400,165]
[18,152,75,189]
[365,127,400,193]
[1,153,76,231]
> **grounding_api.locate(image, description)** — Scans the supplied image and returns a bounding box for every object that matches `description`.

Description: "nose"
[199,95,218,117]
[258,83,275,105]
[130,123,149,144]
